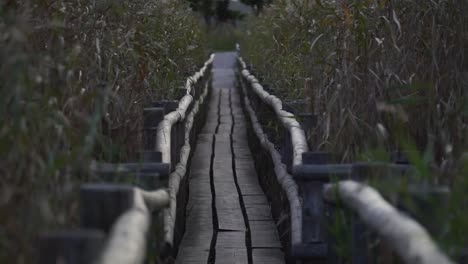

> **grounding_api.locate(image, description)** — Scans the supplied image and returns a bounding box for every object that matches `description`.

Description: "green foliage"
[0,0,206,262]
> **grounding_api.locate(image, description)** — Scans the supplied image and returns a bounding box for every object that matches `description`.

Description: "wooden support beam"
[39,229,105,264]
[80,184,134,232]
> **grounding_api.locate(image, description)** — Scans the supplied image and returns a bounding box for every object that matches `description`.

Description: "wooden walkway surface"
[176,52,285,264]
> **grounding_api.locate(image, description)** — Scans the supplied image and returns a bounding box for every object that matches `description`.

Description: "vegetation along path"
[175,52,284,264]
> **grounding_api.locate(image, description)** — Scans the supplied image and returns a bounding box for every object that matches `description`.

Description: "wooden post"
[280,129,293,172]
[143,107,165,151]
[39,229,105,264]
[136,172,168,190]
[139,150,163,163]
[80,184,134,232]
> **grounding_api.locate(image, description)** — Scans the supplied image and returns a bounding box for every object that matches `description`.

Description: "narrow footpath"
[175,52,284,264]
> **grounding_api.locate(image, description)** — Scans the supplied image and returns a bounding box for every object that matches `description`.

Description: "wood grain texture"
[176,52,283,263]
[252,248,285,264]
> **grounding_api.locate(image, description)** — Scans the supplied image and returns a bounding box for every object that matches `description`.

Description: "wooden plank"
[214,183,238,198]
[216,248,248,264]
[236,174,260,186]
[252,248,285,264]
[216,231,246,248]
[219,117,232,124]
[250,223,282,248]
[239,183,264,195]
[216,195,242,210]
[249,220,277,231]
[213,146,232,156]
[243,195,268,206]
[201,123,218,133]
[191,157,211,173]
[180,231,212,249]
[217,209,245,231]
[234,153,253,159]
[217,124,232,134]
[189,172,210,183]
[245,204,272,220]
[182,200,213,248]
[185,205,212,231]
[235,160,255,167]
[176,246,210,264]
[213,166,235,183]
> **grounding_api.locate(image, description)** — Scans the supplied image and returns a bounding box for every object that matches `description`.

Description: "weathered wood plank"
[246,204,273,221]
[250,228,281,248]
[176,246,210,264]
[216,248,248,264]
[252,248,285,264]
[216,231,246,248]
[238,183,264,195]
[243,195,268,206]
[217,209,245,231]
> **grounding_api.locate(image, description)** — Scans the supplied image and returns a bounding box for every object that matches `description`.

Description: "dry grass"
[240,0,468,258]
[0,0,207,262]
[242,0,467,162]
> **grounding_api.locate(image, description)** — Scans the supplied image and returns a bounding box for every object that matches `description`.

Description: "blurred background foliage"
[0,0,207,262]
[239,0,468,259]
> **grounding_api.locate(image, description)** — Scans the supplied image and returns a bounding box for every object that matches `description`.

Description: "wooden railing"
[237,57,305,256]
[39,49,454,263]
[39,54,214,264]
[235,53,454,263]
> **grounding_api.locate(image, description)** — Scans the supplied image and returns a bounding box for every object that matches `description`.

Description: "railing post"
[143,107,165,151]
[280,129,293,172]
[139,150,163,163]
[80,184,134,232]
[152,100,179,168]
[298,113,315,142]
[39,230,105,264]
[292,152,338,261]
[171,123,178,167]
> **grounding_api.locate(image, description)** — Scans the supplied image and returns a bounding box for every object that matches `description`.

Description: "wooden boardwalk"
[176,52,284,264]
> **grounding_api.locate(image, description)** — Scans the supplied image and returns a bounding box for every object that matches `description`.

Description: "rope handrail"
[40,55,215,264]
[237,57,309,166]
[237,69,303,246]
[156,54,215,163]
[163,72,211,248]
[96,188,169,264]
[323,180,454,264]
[92,54,214,263]
[236,50,453,263]
[154,54,214,249]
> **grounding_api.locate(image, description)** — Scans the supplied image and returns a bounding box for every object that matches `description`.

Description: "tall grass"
[0,0,207,262]
[240,0,468,259]
[206,23,242,51]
